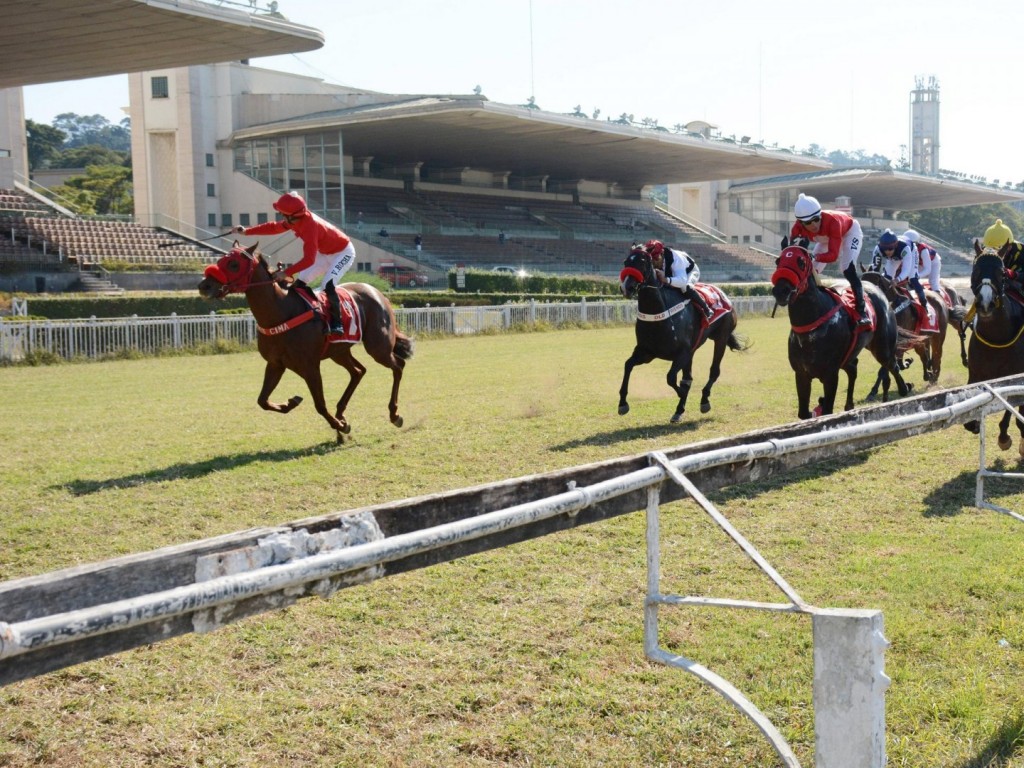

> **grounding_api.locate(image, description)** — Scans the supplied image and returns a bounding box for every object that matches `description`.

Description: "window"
[206,183,215,197]
[239,213,250,226]
[257,212,268,224]
[207,213,217,227]
[205,153,214,167]
[221,214,232,228]
[356,261,372,273]
[151,76,169,99]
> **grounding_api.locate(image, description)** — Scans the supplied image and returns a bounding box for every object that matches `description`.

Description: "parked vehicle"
[492,265,529,277]
[378,264,429,287]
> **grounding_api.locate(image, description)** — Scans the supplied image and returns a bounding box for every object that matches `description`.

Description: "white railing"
[0,297,779,362]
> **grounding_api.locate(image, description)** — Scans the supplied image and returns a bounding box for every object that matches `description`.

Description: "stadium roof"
[730,167,1024,212]
[2,0,324,90]
[230,96,832,187]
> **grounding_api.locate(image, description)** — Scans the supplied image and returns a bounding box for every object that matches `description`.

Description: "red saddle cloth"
[830,287,876,332]
[291,284,362,343]
[695,284,731,324]
[913,300,939,334]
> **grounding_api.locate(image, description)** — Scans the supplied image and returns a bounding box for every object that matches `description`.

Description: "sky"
[22,0,1024,185]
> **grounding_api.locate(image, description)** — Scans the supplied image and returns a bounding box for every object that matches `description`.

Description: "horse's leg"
[795,372,814,420]
[841,357,858,411]
[296,361,350,442]
[257,361,304,414]
[618,347,654,416]
[958,325,969,368]
[328,345,366,433]
[998,409,1013,451]
[698,334,729,414]
[667,350,694,423]
[865,365,885,402]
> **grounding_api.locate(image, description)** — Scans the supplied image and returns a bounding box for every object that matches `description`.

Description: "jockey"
[878,229,928,308]
[790,193,871,326]
[644,239,714,319]
[903,229,942,292]
[983,218,1024,291]
[234,191,355,334]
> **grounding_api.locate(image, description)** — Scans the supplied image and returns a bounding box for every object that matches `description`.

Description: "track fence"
[0,296,778,362]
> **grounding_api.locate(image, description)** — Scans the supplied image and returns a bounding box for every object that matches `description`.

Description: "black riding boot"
[687,286,714,320]
[844,265,871,326]
[324,279,344,334]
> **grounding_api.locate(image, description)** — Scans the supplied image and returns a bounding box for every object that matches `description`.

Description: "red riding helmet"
[273,191,308,218]
[645,239,665,259]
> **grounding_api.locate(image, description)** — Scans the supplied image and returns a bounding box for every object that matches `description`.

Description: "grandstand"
[0,188,220,293]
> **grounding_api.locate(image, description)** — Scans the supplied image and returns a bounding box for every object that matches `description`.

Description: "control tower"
[910,76,940,176]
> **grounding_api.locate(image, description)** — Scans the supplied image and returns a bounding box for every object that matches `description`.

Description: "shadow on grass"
[53,443,339,496]
[953,710,1024,767]
[550,419,701,450]
[921,469,978,518]
[709,451,873,504]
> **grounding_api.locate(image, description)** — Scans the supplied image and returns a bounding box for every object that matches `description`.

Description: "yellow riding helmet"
[983,219,1014,249]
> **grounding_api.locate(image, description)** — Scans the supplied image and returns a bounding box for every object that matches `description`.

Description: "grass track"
[1,315,1022,767]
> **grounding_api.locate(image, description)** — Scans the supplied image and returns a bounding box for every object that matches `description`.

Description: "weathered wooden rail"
[2,374,1020,688]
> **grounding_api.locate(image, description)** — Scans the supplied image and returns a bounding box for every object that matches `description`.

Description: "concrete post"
[813,608,889,768]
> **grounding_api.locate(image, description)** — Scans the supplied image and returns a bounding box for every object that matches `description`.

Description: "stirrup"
[857,314,872,326]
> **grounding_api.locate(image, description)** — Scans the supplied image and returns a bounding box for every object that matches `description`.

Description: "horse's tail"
[394,331,415,360]
[949,304,968,327]
[896,327,927,355]
[728,331,752,352]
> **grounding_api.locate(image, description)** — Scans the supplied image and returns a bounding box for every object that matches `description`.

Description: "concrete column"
[813,608,889,768]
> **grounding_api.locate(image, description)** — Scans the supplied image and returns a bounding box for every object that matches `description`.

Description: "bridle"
[971,250,1005,313]
[203,247,281,298]
[619,249,656,296]
[771,244,814,297]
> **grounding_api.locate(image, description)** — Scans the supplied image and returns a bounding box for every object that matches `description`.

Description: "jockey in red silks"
[234,191,355,334]
[790,193,871,326]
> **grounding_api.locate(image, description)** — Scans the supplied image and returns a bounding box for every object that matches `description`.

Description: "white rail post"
[812,608,889,768]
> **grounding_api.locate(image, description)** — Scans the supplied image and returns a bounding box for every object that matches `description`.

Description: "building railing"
[0,297,778,362]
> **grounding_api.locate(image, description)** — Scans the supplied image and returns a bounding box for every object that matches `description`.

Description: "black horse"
[771,238,912,419]
[964,243,1024,453]
[618,245,747,422]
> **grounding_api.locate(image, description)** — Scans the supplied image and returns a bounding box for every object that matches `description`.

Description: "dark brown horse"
[964,243,1024,454]
[771,238,913,419]
[861,269,950,385]
[618,245,747,422]
[197,243,413,443]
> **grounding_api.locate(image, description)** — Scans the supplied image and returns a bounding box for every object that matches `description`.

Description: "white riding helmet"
[794,193,822,221]
[902,229,920,243]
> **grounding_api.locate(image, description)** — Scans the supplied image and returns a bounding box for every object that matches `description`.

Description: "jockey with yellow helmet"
[983,219,1024,292]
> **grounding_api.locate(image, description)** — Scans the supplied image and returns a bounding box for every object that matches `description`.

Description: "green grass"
[0,315,1022,767]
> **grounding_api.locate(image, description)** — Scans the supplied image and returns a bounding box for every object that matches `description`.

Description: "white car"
[492,265,529,277]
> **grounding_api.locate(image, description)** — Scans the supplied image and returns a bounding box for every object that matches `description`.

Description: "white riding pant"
[812,219,863,274]
[297,242,356,287]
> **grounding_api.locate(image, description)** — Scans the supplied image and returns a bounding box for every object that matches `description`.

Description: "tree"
[52,165,133,215]
[52,113,130,152]
[57,144,129,169]
[905,203,1024,248]
[25,119,66,170]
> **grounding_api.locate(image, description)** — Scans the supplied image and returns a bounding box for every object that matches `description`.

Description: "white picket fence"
[0,296,778,362]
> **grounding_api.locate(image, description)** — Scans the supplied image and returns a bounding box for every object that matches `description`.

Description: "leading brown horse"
[198,243,413,443]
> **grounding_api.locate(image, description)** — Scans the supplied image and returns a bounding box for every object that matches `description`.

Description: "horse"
[770,238,913,420]
[963,242,1024,453]
[861,269,949,388]
[197,243,413,443]
[618,245,747,423]
[940,280,970,367]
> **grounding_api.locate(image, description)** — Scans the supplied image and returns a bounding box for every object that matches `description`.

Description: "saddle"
[824,286,875,332]
[289,283,362,343]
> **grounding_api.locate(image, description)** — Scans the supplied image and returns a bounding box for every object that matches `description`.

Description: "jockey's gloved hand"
[232,225,245,235]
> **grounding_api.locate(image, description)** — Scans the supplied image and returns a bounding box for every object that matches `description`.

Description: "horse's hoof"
[865,392,878,403]
[670,412,683,424]
[964,421,980,434]
[998,436,1012,451]
[287,395,303,409]
[392,415,404,428]
[339,422,351,434]
[700,401,711,414]
[618,404,629,416]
